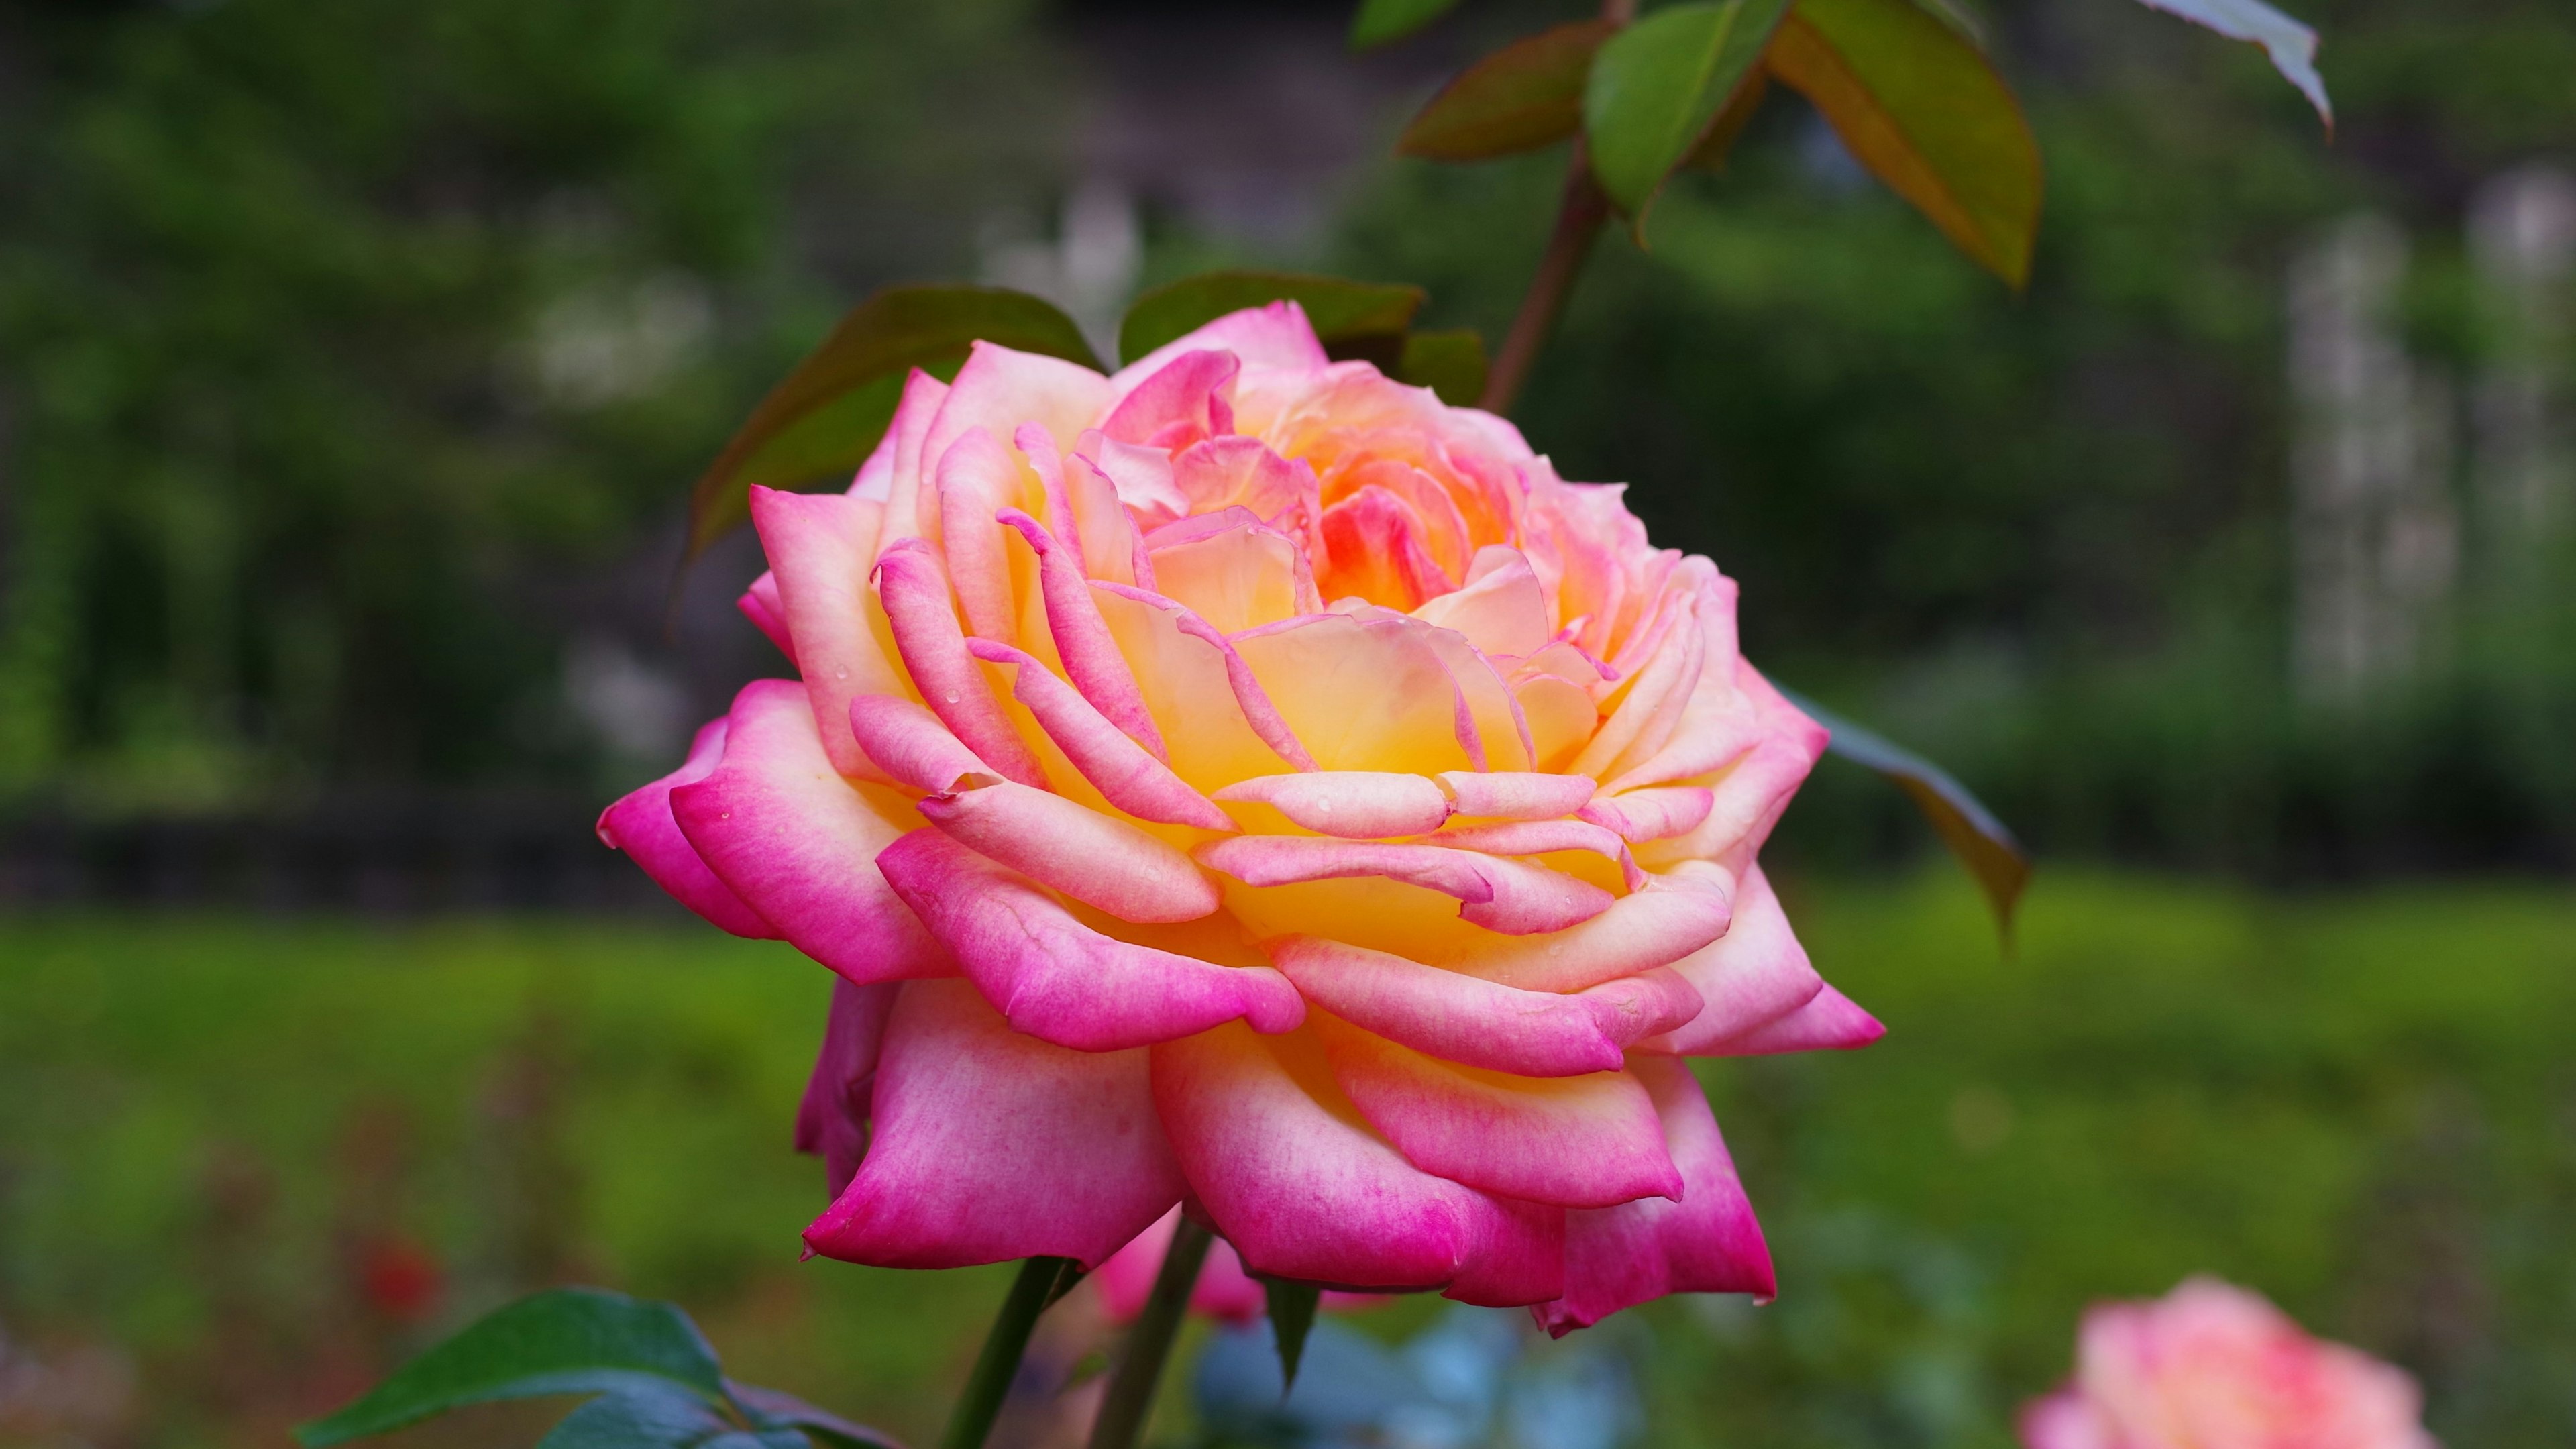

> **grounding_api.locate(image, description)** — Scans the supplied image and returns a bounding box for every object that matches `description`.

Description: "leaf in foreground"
[1763,0,2042,288]
[297,1289,729,1446]
[1582,0,1792,223]
[2127,0,2332,127]
[686,286,1099,561]
[1779,686,2029,938]
[1399,21,1614,163]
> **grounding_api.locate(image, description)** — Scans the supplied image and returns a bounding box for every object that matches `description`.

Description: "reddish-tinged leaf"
[1582,0,1794,225]
[1764,0,2041,288]
[1399,21,1614,163]
[685,286,1099,562]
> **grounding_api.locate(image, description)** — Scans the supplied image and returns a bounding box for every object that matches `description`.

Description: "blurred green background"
[1,0,2572,1444]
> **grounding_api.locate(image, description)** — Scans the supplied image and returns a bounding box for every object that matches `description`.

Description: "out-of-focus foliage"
[5,873,2570,1445]
[0,0,1051,808]
[1334,0,2576,875]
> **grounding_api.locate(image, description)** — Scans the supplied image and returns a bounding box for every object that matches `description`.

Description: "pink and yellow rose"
[2022,1277,2438,1449]
[602,301,1878,1330]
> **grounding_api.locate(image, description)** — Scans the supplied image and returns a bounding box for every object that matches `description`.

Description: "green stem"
[1084,1216,1214,1449]
[940,1256,1075,1449]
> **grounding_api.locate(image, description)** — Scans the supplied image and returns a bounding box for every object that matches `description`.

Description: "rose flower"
[602,302,1880,1330]
[2021,1277,2438,1449]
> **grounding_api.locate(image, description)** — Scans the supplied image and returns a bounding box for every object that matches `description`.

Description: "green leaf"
[1582,0,1792,222]
[1261,1280,1323,1393]
[1350,0,1462,49]
[687,286,1101,561]
[2127,0,2330,127]
[1395,329,1489,407]
[728,1382,903,1449]
[1398,21,1614,162]
[1118,271,1424,368]
[296,1289,729,1447]
[1680,70,1770,172]
[1780,687,2029,938]
[1764,0,2042,287]
[537,1388,804,1449]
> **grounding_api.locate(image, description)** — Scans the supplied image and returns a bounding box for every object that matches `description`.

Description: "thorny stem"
[1084,1216,1214,1449]
[941,1256,1077,1449]
[1477,0,1638,418]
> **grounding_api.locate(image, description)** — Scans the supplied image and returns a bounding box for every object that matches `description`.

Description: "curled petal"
[1634,664,1829,867]
[1699,983,1884,1057]
[1212,771,1452,839]
[875,539,1049,789]
[1434,861,1733,991]
[920,341,1114,494]
[750,486,901,782]
[1439,771,1598,822]
[1093,582,1318,775]
[1102,349,1239,447]
[1413,545,1552,658]
[1114,299,1330,392]
[596,717,777,940]
[998,508,1166,759]
[1150,1021,1564,1306]
[934,428,1029,644]
[1639,867,1825,1055]
[1313,1015,1682,1208]
[875,369,951,553]
[1144,508,1315,633]
[1420,818,1642,892]
[847,694,986,794]
[1579,787,1713,843]
[1196,835,1614,937]
[794,978,901,1196]
[1532,1055,1775,1335]
[805,979,1183,1269]
[669,680,949,985]
[917,774,1220,924]
[878,830,1303,1051]
[968,639,1233,829]
[1270,937,1698,1077]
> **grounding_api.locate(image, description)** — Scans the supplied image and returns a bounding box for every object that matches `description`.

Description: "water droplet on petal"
[945,690,961,704]
[833,667,849,680]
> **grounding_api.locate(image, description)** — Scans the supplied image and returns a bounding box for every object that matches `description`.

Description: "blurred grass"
[2,871,2572,1446]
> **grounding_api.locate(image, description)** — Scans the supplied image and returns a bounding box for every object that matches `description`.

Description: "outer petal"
[915,774,1221,924]
[1532,1056,1774,1336]
[805,980,1184,1268]
[1636,867,1826,1055]
[1102,349,1238,447]
[737,572,792,662]
[934,427,1030,644]
[1313,1016,1681,1208]
[794,978,901,1196]
[1112,300,1331,394]
[750,486,901,782]
[921,341,1114,490]
[1270,936,1698,1077]
[877,830,1303,1051]
[1150,1021,1564,1306]
[1698,983,1885,1056]
[669,680,950,985]
[1579,787,1713,843]
[596,717,778,939]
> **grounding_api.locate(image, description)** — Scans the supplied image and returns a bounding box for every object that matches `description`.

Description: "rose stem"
[1084,1216,1216,1449]
[1478,0,1639,417]
[940,1255,1076,1449]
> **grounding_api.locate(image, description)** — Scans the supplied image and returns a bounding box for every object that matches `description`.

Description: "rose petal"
[1093,1206,1269,1324]
[1698,983,1884,1057]
[1636,866,1827,1054]
[1313,1016,1681,1208]
[1102,349,1239,447]
[1112,300,1330,393]
[1195,835,1614,937]
[1145,509,1313,634]
[934,427,1030,645]
[874,539,1049,789]
[1532,1055,1774,1335]
[596,717,779,939]
[967,639,1233,830]
[751,486,904,782]
[847,694,987,794]
[794,978,901,1196]
[737,572,793,663]
[998,508,1166,760]
[1212,771,1452,839]
[1232,612,1477,777]
[1579,787,1715,843]
[805,979,1183,1269]
[669,680,951,985]
[877,830,1303,1051]
[1150,1020,1565,1306]
[916,774,1220,924]
[1093,582,1318,777]
[1438,771,1598,822]
[1270,936,1699,1077]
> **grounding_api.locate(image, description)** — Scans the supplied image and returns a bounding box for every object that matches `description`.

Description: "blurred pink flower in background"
[604,301,1879,1330]
[2021,1277,2438,1449]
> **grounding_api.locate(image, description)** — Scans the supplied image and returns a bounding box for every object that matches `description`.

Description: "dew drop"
[945,690,961,704]
[833,667,849,680]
